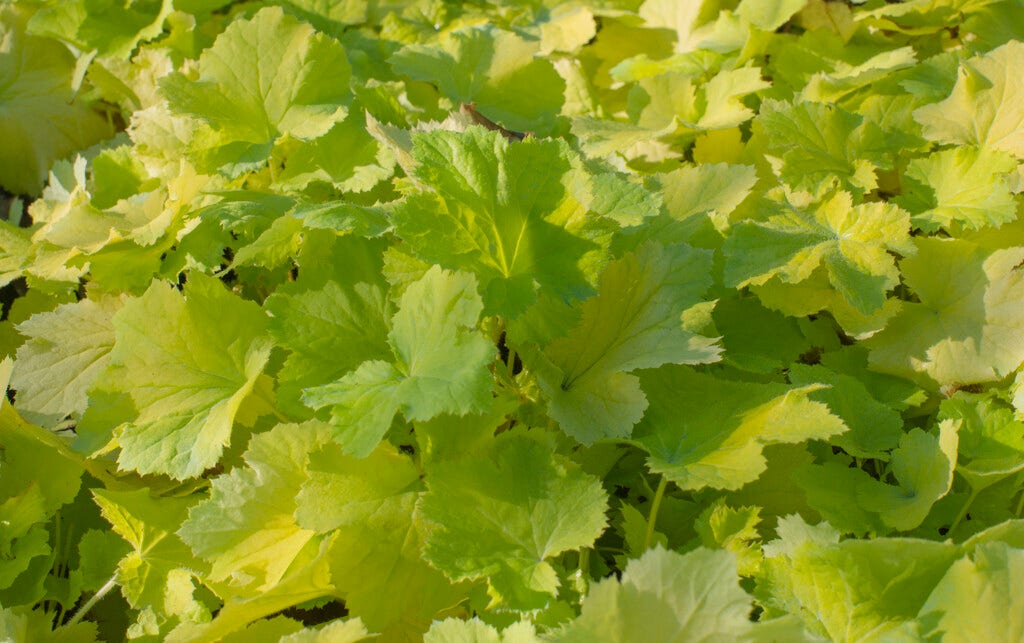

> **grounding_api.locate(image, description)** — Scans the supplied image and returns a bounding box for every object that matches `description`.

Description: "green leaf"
[11,295,121,426]
[159,6,351,174]
[787,363,904,459]
[757,515,960,640]
[754,99,888,193]
[631,366,847,491]
[895,146,1018,232]
[938,393,1024,492]
[178,421,332,592]
[298,442,464,638]
[426,618,540,643]
[265,280,390,417]
[914,41,1024,158]
[737,0,808,31]
[554,547,805,642]
[857,422,959,532]
[866,238,1024,388]
[694,501,764,576]
[535,243,721,444]
[724,189,912,314]
[390,25,565,135]
[304,266,494,457]
[281,617,375,642]
[92,488,207,634]
[0,5,114,195]
[108,274,272,479]
[418,433,608,611]
[391,127,597,317]
[918,542,1024,642]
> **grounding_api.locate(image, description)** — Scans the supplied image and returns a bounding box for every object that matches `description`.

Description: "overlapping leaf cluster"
[2,0,1024,640]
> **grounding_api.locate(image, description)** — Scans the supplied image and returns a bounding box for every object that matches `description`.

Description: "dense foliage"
[2,0,1024,640]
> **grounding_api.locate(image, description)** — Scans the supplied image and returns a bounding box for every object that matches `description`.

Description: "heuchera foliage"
[2,0,1024,640]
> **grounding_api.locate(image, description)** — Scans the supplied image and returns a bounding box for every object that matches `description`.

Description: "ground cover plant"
[1,0,1024,639]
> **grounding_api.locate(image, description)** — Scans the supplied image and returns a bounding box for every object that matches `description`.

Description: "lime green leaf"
[914,41,1024,158]
[275,108,395,192]
[0,605,98,642]
[426,618,540,643]
[857,422,959,532]
[297,442,464,638]
[108,274,272,479]
[419,433,608,611]
[179,421,331,592]
[757,515,960,640]
[0,5,114,195]
[11,295,121,426]
[737,0,808,31]
[265,280,390,417]
[866,238,1024,388]
[159,6,351,174]
[787,363,904,459]
[539,6,597,55]
[167,538,334,642]
[535,243,720,444]
[28,0,176,59]
[918,542,1024,643]
[896,146,1018,232]
[555,547,805,642]
[92,488,207,634]
[0,399,83,545]
[390,25,565,135]
[724,190,912,314]
[939,393,1024,492]
[793,461,889,536]
[281,617,375,642]
[305,266,493,456]
[391,128,596,317]
[631,366,847,491]
[755,99,888,192]
[695,501,764,576]
[295,442,420,534]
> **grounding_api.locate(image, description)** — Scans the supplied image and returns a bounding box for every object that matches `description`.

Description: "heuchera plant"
[1,0,1024,640]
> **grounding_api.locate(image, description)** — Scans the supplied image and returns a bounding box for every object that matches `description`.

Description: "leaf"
[11,295,121,426]
[390,25,565,135]
[866,238,1024,388]
[918,542,1024,643]
[418,433,608,611]
[787,363,904,459]
[754,99,888,192]
[297,442,465,638]
[304,266,494,457]
[178,421,332,592]
[914,41,1024,158]
[938,393,1024,492]
[426,618,541,643]
[535,242,721,444]
[895,146,1018,232]
[391,127,597,317]
[265,280,390,417]
[856,422,959,532]
[630,366,847,491]
[159,6,351,174]
[108,274,272,479]
[724,189,912,314]
[757,515,961,640]
[0,5,114,195]
[554,547,806,642]
[92,488,207,635]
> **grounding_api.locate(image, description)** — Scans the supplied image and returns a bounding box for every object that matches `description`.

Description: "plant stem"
[643,476,669,552]
[1016,488,1024,518]
[64,574,118,628]
[947,487,980,538]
